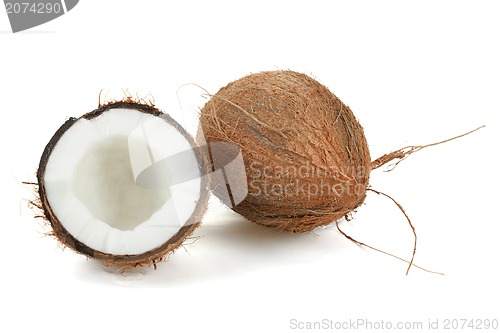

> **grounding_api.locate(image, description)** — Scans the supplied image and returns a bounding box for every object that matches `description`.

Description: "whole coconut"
[200,70,371,232]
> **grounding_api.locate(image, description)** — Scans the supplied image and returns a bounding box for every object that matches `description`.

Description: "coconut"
[36,100,210,268]
[200,70,371,232]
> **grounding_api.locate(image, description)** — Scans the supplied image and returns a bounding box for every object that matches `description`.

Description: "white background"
[1,1,499,332]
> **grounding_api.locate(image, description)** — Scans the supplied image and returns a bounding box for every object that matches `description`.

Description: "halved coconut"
[37,101,209,267]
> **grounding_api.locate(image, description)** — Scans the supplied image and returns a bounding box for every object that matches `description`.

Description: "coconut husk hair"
[200,70,371,232]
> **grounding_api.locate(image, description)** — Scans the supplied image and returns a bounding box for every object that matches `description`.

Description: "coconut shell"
[200,70,371,232]
[37,101,210,267]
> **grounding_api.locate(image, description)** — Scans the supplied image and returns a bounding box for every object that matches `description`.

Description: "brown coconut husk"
[36,100,210,268]
[200,70,483,274]
[201,70,371,233]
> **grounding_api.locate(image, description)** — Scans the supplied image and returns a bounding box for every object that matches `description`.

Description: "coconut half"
[37,101,209,267]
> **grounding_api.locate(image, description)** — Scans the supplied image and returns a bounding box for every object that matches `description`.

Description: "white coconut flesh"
[43,108,202,255]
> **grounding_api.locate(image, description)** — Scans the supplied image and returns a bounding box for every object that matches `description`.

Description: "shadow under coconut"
[72,209,346,287]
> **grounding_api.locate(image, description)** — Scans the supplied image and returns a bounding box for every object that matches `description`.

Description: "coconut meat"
[43,108,202,255]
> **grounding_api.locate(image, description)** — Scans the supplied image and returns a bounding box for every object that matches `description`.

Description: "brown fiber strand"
[98,90,156,109]
[367,188,416,275]
[335,220,444,276]
[371,125,485,171]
